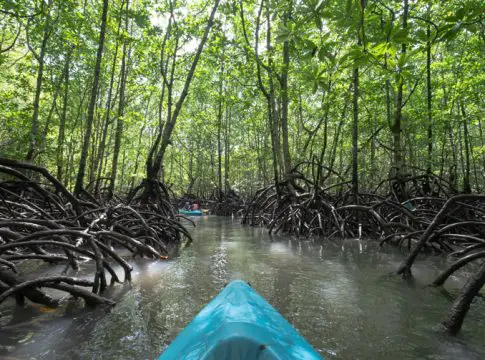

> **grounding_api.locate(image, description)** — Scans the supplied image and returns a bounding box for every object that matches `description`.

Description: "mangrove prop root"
[242,165,485,335]
[0,158,190,316]
[397,194,485,277]
[442,260,485,334]
[0,276,94,304]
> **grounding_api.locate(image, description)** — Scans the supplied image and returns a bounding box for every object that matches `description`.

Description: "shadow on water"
[1,216,485,359]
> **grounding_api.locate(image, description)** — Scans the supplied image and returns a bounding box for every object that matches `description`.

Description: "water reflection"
[0,217,484,359]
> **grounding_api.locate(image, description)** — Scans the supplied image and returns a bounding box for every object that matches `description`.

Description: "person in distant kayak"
[184,201,191,210]
[191,202,199,210]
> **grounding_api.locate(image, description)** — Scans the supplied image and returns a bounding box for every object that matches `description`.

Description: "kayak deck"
[158,280,322,359]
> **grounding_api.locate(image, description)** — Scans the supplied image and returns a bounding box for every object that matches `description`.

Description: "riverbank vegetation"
[0,0,484,335]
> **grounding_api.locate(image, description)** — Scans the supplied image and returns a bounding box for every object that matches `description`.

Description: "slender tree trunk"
[370,109,377,183]
[147,0,220,189]
[120,149,127,191]
[57,48,72,182]
[239,0,279,187]
[391,0,408,199]
[351,0,365,198]
[94,0,124,195]
[89,103,102,185]
[66,139,74,189]
[352,66,359,197]
[426,16,433,175]
[187,151,195,194]
[328,93,349,180]
[224,103,231,192]
[266,3,284,181]
[145,10,173,184]
[67,87,89,188]
[316,92,331,187]
[217,47,225,199]
[449,121,458,188]
[129,99,150,193]
[108,0,130,199]
[296,91,303,156]
[26,0,53,161]
[280,8,291,175]
[461,101,471,193]
[74,0,110,196]
[338,135,344,192]
[382,6,395,175]
[478,116,485,177]
[40,60,69,158]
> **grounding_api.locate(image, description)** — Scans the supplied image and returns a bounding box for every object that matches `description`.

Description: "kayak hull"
[158,280,322,360]
[178,209,208,216]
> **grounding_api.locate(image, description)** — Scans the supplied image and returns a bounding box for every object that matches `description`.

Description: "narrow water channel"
[1,217,484,359]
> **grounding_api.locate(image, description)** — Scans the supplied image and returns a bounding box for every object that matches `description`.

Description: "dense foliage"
[0,0,483,197]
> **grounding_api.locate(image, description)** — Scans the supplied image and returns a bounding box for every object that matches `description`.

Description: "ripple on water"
[1,217,485,360]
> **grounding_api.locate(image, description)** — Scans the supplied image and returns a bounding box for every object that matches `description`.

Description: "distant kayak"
[158,280,322,359]
[178,209,209,216]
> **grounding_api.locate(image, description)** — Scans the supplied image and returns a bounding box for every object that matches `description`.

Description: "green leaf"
[441,23,462,41]
[456,7,465,20]
[318,47,329,62]
[392,28,409,43]
[415,29,427,42]
[354,54,369,67]
[275,34,291,43]
[341,46,362,64]
[371,42,388,56]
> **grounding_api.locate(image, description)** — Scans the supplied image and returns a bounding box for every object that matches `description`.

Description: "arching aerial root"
[242,164,485,334]
[0,158,190,315]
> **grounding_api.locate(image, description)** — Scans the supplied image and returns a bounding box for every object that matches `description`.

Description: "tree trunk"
[328,93,349,181]
[266,3,284,182]
[88,97,102,186]
[40,55,70,159]
[129,99,150,193]
[94,0,124,195]
[108,0,130,199]
[224,103,231,192]
[146,0,220,195]
[351,0,365,197]
[461,101,471,193]
[426,16,433,175]
[26,0,53,162]
[280,8,291,175]
[352,66,359,198]
[217,47,225,199]
[239,0,280,187]
[391,0,408,200]
[57,47,73,182]
[478,115,485,179]
[74,0,110,196]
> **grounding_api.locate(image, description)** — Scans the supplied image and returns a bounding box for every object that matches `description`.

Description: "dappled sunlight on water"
[1,217,485,359]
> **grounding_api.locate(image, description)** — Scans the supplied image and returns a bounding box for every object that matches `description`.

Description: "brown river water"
[0,216,484,359]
